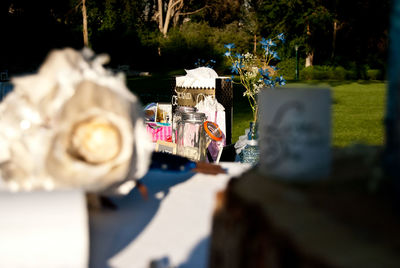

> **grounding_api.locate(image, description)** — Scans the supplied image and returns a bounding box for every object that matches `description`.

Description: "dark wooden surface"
[209,145,400,268]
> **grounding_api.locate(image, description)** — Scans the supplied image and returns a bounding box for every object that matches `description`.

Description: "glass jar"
[239,121,260,165]
[176,112,206,161]
[202,121,224,163]
[172,106,197,143]
[203,121,223,144]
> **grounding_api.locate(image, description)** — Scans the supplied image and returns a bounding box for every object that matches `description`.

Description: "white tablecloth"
[0,162,250,268]
[90,162,251,268]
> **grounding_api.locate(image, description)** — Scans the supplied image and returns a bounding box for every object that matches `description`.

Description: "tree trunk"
[331,20,338,60]
[305,51,314,67]
[162,0,175,37]
[157,0,163,32]
[82,0,89,47]
[156,0,204,38]
[305,23,313,67]
[174,5,208,27]
[253,34,257,54]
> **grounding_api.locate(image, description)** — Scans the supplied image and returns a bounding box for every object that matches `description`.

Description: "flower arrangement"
[224,33,286,124]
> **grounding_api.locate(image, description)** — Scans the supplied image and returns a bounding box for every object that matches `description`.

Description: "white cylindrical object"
[0,190,89,268]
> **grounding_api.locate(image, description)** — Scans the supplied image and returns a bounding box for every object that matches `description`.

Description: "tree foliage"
[201,0,244,27]
[0,0,391,73]
[250,0,389,68]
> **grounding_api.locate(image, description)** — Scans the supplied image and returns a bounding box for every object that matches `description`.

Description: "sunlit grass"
[232,80,386,147]
[329,81,386,147]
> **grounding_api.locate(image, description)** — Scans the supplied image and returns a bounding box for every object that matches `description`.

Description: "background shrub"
[300,66,314,80]
[299,66,333,80]
[299,65,384,80]
[277,57,305,80]
[155,21,253,73]
[332,66,347,80]
[366,69,383,80]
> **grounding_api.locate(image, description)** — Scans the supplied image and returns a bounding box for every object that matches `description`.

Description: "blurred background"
[0,0,390,79]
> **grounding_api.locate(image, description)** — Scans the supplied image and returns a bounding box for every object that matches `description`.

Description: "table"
[0,162,250,268]
[89,162,251,268]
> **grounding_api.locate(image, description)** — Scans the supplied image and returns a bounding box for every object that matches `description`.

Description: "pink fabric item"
[146,123,172,143]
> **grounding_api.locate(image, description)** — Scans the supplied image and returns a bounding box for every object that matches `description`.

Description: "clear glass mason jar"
[172,106,197,143]
[240,121,260,165]
[202,121,224,162]
[176,112,206,161]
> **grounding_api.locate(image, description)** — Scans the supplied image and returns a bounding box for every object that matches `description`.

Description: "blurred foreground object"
[258,88,331,180]
[0,48,152,193]
[385,0,400,181]
[209,146,400,268]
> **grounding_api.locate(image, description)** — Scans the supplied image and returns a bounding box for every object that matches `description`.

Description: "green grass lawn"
[285,81,387,147]
[332,81,386,147]
[127,75,387,147]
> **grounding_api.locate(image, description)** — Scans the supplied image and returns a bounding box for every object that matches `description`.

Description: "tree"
[240,0,263,53]
[0,0,82,72]
[328,0,390,68]
[253,0,333,67]
[201,0,244,27]
[303,2,331,66]
[153,0,208,37]
[62,0,148,60]
[0,0,390,72]
[82,0,88,46]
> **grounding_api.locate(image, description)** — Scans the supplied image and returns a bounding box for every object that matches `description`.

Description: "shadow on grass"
[127,74,173,104]
[286,79,387,87]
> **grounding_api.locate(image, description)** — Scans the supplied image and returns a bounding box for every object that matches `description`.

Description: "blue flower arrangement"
[224,34,286,123]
